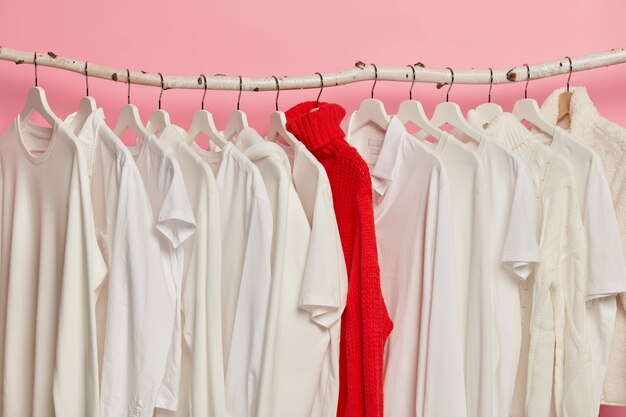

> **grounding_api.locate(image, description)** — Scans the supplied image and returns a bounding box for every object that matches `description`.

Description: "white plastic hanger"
[472,68,503,128]
[349,64,391,134]
[19,52,59,127]
[428,67,482,142]
[397,63,443,139]
[556,56,574,123]
[146,73,171,138]
[69,61,97,133]
[113,69,148,144]
[186,74,228,149]
[222,75,249,141]
[511,63,555,136]
[266,76,299,148]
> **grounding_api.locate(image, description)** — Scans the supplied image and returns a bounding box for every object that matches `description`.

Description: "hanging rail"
[0,46,625,91]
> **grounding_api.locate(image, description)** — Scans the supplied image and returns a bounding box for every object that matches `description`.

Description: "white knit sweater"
[541,87,626,406]
[481,113,592,417]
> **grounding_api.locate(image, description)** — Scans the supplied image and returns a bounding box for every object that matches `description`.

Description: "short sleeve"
[501,158,541,279]
[584,156,626,298]
[156,156,197,249]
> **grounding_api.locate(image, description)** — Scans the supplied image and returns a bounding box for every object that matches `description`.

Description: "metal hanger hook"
[407,64,416,100]
[126,68,131,105]
[158,72,164,110]
[445,67,454,102]
[488,67,494,103]
[563,56,573,92]
[271,76,280,111]
[200,74,207,110]
[523,64,530,99]
[237,75,243,111]
[315,72,324,108]
[34,51,38,87]
[84,61,89,96]
[370,63,378,99]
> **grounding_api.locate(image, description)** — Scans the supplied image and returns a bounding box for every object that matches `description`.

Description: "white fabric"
[348,116,467,417]
[480,113,592,417]
[270,135,348,417]
[0,117,105,417]
[159,125,226,417]
[126,134,197,414]
[453,130,540,417]
[192,139,272,417]
[540,87,626,406]
[531,125,626,415]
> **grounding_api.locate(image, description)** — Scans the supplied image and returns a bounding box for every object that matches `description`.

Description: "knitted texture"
[285,101,392,417]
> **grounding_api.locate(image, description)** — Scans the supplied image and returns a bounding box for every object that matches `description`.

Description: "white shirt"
[532,125,626,415]
[159,125,226,417]
[453,130,540,417]
[348,116,467,417]
[192,139,272,417]
[421,131,491,417]
[126,133,197,413]
[269,134,347,417]
[0,116,105,417]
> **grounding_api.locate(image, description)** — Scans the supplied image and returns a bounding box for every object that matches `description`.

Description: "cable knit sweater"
[285,102,392,417]
[481,113,592,417]
[541,87,626,406]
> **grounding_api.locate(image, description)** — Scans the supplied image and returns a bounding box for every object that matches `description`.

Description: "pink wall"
[1,0,625,416]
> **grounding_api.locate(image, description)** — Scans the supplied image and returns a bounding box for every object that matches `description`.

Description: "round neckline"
[191,139,232,179]
[14,114,60,165]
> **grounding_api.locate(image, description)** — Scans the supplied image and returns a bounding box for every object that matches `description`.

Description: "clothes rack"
[0,46,625,91]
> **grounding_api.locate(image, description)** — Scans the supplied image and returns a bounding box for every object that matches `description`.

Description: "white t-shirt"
[532,126,626,415]
[159,125,226,417]
[269,134,347,417]
[348,115,467,417]
[192,139,272,417]
[64,109,176,417]
[454,129,540,417]
[127,133,197,413]
[0,116,105,417]
[420,131,491,417]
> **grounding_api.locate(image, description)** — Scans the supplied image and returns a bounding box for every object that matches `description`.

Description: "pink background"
[1,0,625,415]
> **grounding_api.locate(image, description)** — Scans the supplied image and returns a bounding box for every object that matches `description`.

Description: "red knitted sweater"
[285,101,392,417]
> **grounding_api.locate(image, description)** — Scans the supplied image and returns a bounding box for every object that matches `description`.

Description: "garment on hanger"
[452,126,540,417]
[124,133,197,413]
[285,101,392,417]
[64,109,175,417]
[347,115,466,417]
[269,134,348,417]
[0,116,106,417]
[191,138,272,417]
[540,87,626,408]
[159,125,225,417]
[530,123,626,416]
[480,112,592,417]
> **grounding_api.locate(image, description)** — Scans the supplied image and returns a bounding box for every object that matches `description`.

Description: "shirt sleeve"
[99,164,177,417]
[225,195,273,417]
[501,157,541,279]
[584,156,626,298]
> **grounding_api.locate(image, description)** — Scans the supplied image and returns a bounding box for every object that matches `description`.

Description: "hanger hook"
[488,67,494,103]
[200,74,207,110]
[407,64,416,100]
[126,68,131,105]
[445,67,454,102]
[370,63,378,99]
[563,56,573,92]
[315,72,324,108]
[34,51,38,87]
[158,72,164,110]
[523,63,530,99]
[84,61,89,96]
[271,76,280,111]
[236,75,243,111]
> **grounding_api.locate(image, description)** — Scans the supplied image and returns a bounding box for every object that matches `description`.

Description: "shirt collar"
[369,116,405,196]
[540,86,599,138]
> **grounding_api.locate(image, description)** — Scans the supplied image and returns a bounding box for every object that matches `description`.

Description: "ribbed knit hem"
[285,101,347,151]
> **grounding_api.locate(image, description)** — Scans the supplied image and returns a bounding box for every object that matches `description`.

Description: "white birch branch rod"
[0,46,625,91]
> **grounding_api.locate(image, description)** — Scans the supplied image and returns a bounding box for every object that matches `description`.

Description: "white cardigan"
[542,87,626,406]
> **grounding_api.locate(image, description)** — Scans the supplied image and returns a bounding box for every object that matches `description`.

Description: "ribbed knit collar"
[285,101,347,151]
[479,112,536,151]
